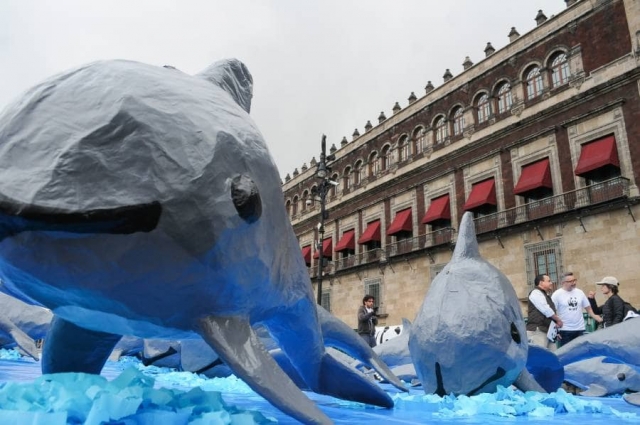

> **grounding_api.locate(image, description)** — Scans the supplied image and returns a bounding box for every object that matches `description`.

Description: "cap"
[595,276,619,287]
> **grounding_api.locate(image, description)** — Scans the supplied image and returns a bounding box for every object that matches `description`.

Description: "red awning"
[358,220,381,244]
[313,238,332,259]
[386,208,413,236]
[301,245,312,265]
[421,194,451,224]
[574,135,620,176]
[513,158,552,195]
[463,179,497,211]
[334,230,355,252]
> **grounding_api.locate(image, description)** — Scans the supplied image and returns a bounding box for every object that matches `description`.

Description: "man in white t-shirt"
[551,272,602,347]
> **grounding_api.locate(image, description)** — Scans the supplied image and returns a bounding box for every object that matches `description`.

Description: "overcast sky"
[1,0,563,180]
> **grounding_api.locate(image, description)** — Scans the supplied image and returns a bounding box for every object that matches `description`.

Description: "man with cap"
[588,276,625,327]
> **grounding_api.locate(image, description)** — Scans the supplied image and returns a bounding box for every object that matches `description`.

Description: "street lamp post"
[312,135,335,306]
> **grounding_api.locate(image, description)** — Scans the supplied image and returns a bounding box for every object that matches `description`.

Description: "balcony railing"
[333,249,384,271]
[474,177,630,233]
[309,177,629,275]
[335,255,357,270]
[385,227,455,258]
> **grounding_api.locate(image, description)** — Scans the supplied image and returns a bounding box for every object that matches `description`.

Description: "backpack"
[623,301,639,320]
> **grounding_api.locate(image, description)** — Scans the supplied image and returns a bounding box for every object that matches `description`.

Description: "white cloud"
[0,0,563,179]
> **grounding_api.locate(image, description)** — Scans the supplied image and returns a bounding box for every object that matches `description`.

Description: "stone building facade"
[282,0,640,330]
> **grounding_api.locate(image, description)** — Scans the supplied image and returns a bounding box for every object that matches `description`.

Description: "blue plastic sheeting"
[0,352,639,425]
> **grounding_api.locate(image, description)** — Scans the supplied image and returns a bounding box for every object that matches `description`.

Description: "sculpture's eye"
[510,322,521,344]
[231,175,262,223]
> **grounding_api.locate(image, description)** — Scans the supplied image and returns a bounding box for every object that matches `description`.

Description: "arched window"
[398,136,409,162]
[452,107,465,136]
[476,93,491,123]
[301,189,309,211]
[368,152,379,177]
[354,160,363,186]
[330,174,338,197]
[381,145,392,170]
[292,196,298,216]
[550,52,570,87]
[343,166,352,190]
[496,82,513,114]
[285,200,291,217]
[412,127,425,154]
[525,66,543,100]
[434,116,447,144]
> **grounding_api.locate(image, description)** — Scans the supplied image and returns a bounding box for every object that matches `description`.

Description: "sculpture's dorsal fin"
[451,211,480,261]
[197,59,253,113]
[0,194,161,241]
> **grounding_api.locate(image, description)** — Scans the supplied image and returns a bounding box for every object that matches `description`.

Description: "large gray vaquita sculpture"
[409,212,544,395]
[0,59,403,425]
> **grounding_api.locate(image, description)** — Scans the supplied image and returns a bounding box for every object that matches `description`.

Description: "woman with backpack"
[588,276,625,327]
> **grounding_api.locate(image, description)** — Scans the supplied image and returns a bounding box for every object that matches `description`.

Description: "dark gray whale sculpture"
[555,318,640,367]
[409,212,541,396]
[555,318,640,403]
[0,58,397,424]
[563,356,640,397]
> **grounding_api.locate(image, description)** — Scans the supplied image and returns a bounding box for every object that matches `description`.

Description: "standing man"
[551,272,602,347]
[357,295,378,347]
[527,274,563,350]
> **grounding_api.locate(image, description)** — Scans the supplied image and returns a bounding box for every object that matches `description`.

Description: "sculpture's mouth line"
[468,367,507,396]
[434,364,507,397]
[435,362,446,396]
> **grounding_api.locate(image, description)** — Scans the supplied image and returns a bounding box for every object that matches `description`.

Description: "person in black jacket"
[588,276,625,328]
[357,295,378,347]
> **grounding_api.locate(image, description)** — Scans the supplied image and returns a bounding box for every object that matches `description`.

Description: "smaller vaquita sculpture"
[409,211,551,395]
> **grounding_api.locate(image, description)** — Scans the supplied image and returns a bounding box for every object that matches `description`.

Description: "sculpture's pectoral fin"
[198,315,331,425]
[513,368,547,393]
[525,345,564,392]
[0,316,39,361]
[0,194,161,242]
[623,392,640,406]
[317,352,394,408]
[580,384,608,397]
[42,316,122,374]
[316,305,407,392]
